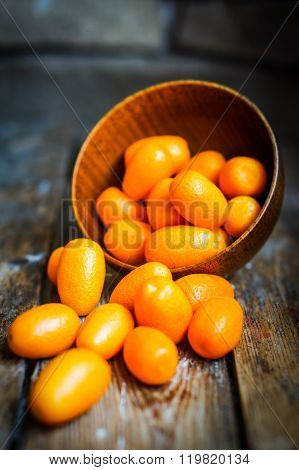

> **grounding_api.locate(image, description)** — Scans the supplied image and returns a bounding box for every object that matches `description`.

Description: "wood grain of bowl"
[72,80,284,278]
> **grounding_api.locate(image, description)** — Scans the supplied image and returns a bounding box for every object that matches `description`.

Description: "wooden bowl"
[72,80,283,278]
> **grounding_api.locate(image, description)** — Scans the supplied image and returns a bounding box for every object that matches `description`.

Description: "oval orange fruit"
[47,246,64,285]
[175,274,234,312]
[122,141,173,200]
[124,135,190,174]
[109,261,172,311]
[96,186,146,226]
[76,303,134,359]
[219,156,267,198]
[184,150,226,184]
[144,225,225,269]
[170,170,228,229]
[123,326,178,385]
[8,303,80,359]
[29,348,111,425]
[104,219,151,265]
[57,238,105,316]
[188,297,243,359]
[134,276,192,343]
[224,195,261,238]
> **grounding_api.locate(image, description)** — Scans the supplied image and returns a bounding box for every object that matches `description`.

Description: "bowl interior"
[72,80,278,275]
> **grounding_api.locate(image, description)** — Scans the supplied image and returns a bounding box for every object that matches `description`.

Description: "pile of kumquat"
[98,135,267,267]
[7,135,268,426]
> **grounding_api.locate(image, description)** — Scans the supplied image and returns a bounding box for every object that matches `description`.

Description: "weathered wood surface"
[231,139,299,450]
[0,0,162,51]
[0,51,298,449]
[0,125,71,447]
[25,344,240,449]
[232,227,299,449]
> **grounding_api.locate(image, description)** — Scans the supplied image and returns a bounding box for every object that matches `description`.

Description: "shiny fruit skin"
[124,135,190,174]
[57,238,105,316]
[29,348,111,425]
[8,304,80,359]
[214,228,231,249]
[109,262,172,311]
[124,138,146,166]
[224,195,261,238]
[123,326,178,385]
[175,274,234,312]
[146,178,185,230]
[219,156,267,198]
[188,297,243,359]
[134,277,192,343]
[122,141,173,200]
[184,150,226,184]
[170,170,228,229]
[144,225,224,269]
[104,219,151,266]
[47,246,64,285]
[76,303,134,359]
[96,186,146,226]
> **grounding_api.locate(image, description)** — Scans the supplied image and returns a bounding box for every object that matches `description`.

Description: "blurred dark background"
[0,0,298,256]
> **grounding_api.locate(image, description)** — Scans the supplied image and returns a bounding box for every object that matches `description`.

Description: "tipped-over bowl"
[72,80,283,277]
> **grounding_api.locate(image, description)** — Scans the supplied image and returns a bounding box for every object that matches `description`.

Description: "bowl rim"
[72,79,279,273]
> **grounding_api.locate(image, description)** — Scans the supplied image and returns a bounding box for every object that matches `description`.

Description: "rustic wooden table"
[0,0,298,450]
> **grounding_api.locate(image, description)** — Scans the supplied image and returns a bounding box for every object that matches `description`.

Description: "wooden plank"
[0,0,162,50]
[231,215,299,447]
[0,125,71,448]
[230,138,299,449]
